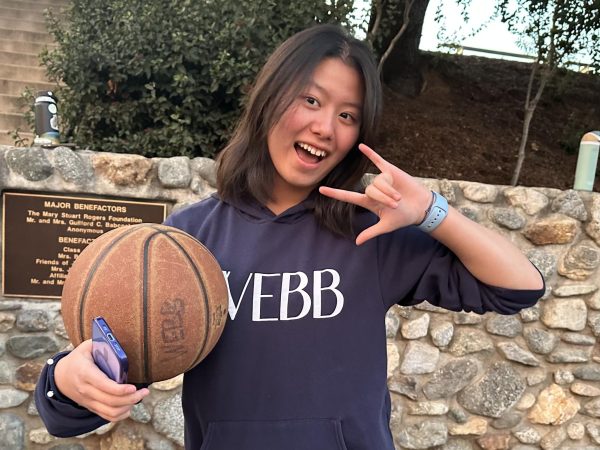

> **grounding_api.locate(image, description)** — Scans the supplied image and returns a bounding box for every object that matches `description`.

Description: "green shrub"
[42,0,354,157]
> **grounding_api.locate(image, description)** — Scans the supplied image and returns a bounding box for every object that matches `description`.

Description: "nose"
[310,111,334,140]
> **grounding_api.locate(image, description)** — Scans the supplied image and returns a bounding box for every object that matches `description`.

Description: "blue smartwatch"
[417,191,448,233]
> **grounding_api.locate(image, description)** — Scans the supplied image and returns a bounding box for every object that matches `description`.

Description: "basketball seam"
[149,224,223,272]
[149,224,211,371]
[77,224,145,342]
[142,233,155,383]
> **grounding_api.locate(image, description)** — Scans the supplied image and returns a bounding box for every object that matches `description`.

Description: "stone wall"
[0,145,599,450]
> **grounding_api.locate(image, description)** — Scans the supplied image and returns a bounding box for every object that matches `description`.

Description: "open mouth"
[295,142,328,164]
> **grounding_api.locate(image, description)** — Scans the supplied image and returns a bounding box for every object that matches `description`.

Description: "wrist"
[45,351,79,405]
[53,356,65,389]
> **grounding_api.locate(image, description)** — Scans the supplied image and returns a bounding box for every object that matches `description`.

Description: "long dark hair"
[217,24,382,237]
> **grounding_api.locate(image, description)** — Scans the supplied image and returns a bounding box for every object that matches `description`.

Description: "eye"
[339,112,356,122]
[305,96,319,106]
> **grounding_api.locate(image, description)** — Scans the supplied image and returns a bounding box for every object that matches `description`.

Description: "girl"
[36,24,544,450]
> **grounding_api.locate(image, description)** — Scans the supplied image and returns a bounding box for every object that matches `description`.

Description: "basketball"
[60,223,228,383]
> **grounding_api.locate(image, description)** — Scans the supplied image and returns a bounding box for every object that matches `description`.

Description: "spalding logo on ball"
[60,223,228,383]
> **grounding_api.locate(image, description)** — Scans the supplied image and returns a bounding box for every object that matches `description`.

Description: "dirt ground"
[376,53,600,191]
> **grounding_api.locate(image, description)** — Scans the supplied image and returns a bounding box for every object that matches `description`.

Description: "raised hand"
[319,143,431,245]
[54,340,149,422]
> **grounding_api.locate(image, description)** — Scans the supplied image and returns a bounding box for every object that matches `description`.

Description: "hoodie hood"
[213,193,316,224]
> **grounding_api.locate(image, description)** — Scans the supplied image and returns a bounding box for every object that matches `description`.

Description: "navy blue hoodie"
[36,194,544,449]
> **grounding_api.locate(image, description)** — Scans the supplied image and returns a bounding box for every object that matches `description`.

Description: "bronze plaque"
[2,191,169,299]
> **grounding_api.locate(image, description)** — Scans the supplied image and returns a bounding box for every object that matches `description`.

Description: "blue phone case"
[92,316,128,383]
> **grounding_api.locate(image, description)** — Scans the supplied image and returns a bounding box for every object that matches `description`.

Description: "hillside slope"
[377,53,600,191]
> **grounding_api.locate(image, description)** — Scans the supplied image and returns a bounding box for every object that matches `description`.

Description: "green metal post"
[574,131,600,191]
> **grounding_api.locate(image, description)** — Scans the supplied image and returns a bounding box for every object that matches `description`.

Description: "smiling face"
[266,57,364,213]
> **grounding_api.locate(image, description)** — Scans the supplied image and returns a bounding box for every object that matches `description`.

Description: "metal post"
[574,131,600,191]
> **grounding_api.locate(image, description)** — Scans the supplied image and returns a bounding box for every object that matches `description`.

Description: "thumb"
[355,221,391,246]
[75,339,95,361]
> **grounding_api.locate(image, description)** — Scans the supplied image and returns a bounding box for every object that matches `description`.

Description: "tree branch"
[513,6,558,186]
[524,57,538,109]
[367,0,383,45]
[377,0,415,75]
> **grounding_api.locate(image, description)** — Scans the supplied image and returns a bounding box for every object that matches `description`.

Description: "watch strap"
[417,191,448,233]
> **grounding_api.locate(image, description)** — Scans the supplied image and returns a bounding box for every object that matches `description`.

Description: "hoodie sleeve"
[35,352,108,437]
[377,225,545,314]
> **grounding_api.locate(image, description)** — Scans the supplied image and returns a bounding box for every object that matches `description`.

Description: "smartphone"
[92,316,128,383]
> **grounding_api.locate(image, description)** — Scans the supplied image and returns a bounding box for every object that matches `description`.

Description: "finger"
[82,382,149,408]
[358,143,392,173]
[81,363,139,396]
[373,173,401,200]
[90,402,130,420]
[356,221,393,246]
[78,343,149,401]
[365,184,398,210]
[100,387,149,408]
[89,402,132,422]
[79,339,94,352]
[76,340,139,396]
[319,186,373,210]
[103,410,132,423]
[77,365,148,404]
[88,374,138,396]
[112,409,133,423]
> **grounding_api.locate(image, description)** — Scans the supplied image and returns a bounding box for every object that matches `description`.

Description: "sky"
[353,0,530,61]
[419,0,526,57]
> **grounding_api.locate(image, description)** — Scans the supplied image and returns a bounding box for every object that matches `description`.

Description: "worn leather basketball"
[60,223,228,383]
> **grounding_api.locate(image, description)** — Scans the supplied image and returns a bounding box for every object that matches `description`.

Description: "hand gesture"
[54,340,149,422]
[319,144,431,245]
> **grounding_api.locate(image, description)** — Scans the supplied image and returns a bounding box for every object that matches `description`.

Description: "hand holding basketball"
[54,340,149,422]
[60,223,229,383]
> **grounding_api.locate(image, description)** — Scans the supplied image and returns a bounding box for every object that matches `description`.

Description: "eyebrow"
[309,82,362,110]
